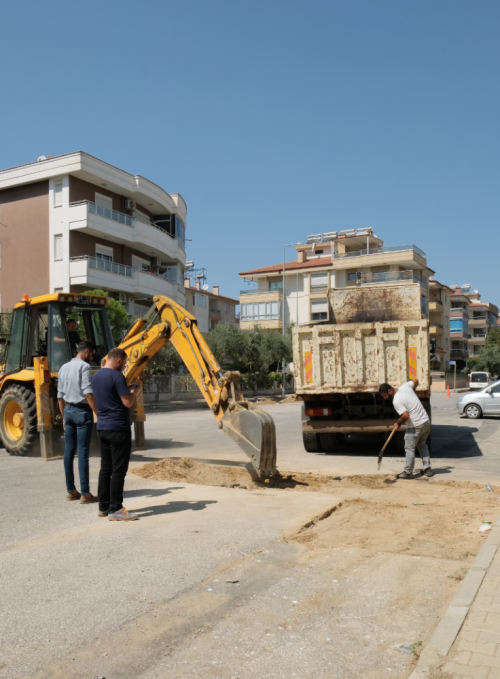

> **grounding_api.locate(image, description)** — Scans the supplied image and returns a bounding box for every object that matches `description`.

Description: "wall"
[69,231,152,267]
[0,180,50,309]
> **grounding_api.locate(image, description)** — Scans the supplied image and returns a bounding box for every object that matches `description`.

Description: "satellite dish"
[37,156,47,162]
[202,284,209,290]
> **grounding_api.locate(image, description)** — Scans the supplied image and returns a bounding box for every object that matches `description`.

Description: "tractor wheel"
[303,432,321,453]
[0,385,38,456]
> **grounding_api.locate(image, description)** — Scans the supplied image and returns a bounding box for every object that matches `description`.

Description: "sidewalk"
[411,514,500,678]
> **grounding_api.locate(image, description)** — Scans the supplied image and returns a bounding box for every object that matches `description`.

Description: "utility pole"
[282,243,301,397]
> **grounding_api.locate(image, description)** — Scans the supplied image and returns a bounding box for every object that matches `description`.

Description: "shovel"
[377,427,397,470]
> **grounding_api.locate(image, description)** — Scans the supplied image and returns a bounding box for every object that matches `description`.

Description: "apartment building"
[449,288,470,368]
[0,152,187,314]
[449,285,499,361]
[239,229,433,330]
[428,279,453,371]
[183,281,238,333]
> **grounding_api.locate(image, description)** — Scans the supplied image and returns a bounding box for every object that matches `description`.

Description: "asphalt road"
[1,391,499,679]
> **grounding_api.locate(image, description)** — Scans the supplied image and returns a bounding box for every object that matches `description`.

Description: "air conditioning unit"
[118,293,128,303]
[124,199,135,210]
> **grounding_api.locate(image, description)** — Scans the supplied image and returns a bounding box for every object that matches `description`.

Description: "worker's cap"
[77,340,96,353]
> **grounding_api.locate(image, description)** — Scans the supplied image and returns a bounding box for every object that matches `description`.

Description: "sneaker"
[108,507,139,522]
[423,468,433,477]
[98,509,109,517]
[80,493,98,504]
[66,490,81,501]
[397,472,414,479]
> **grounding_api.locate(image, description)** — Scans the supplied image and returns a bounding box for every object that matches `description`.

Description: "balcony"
[468,336,486,346]
[68,201,186,263]
[69,256,185,303]
[358,270,428,290]
[469,316,490,327]
[429,323,444,335]
[450,349,469,359]
[451,309,469,318]
[429,299,443,311]
[334,244,426,260]
[240,296,282,331]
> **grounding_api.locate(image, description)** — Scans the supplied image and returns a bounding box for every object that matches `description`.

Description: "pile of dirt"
[134,457,260,489]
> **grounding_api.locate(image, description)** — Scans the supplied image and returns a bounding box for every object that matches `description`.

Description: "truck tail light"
[305,408,332,417]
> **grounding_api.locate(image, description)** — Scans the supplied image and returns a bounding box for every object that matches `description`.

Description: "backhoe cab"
[0,293,114,456]
[0,293,277,479]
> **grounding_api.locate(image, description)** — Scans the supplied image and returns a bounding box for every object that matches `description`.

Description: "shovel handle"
[377,426,398,469]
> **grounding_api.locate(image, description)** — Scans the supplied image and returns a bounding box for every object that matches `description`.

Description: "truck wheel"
[393,431,406,454]
[303,432,321,453]
[0,385,38,456]
[320,433,339,454]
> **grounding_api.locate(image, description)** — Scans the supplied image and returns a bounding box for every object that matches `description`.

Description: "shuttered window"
[311,301,328,314]
[54,234,63,261]
[194,293,208,308]
[310,272,328,288]
[95,193,113,210]
[54,180,63,207]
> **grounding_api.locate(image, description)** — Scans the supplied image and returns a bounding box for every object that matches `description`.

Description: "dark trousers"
[97,429,132,513]
[63,404,94,495]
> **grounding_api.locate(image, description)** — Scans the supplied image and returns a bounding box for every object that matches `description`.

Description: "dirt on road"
[134,457,498,564]
[131,457,500,677]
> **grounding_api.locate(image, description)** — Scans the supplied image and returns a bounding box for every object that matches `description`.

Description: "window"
[54,180,63,207]
[241,302,281,321]
[269,280,283,291]
[96,244,114,263]
[450,319,463,333]
[311,300,328,321]
[194,293,207,308]
[5,307,28,373]
[95,193,113,210]
[224,303,229,313]
[54,234,63,261]
[347,272,357,281]
[131,255,150,271]
[54,288,63,292]
[175,216,185,242]
[421,295,428,317]
[311,272,329,289]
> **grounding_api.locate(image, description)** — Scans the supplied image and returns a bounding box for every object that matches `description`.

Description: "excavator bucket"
[220,402,277,479]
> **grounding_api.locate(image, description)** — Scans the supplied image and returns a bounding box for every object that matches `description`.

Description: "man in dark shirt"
[92,347,138,521]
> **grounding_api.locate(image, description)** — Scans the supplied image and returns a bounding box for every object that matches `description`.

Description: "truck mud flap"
[220,403,277,479]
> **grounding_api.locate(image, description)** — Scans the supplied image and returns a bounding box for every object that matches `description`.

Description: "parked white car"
[457,380,500,418]
[469,371,493,390]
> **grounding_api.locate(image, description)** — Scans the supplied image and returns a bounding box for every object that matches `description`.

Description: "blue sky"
[1,0,499,302]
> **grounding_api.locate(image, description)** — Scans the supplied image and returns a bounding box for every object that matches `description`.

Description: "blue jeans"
[63,404,94,495]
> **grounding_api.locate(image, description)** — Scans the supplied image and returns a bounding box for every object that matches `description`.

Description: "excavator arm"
[116,295,277,478]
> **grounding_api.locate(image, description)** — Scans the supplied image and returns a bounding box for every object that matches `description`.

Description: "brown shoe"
[80,493,98,504]
[66,490,81,501]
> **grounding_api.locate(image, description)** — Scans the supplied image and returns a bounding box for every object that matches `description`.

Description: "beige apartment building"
[183,281,238,334]
[428,279,453,371]
[0,152,187,314]
[239,229,434,330]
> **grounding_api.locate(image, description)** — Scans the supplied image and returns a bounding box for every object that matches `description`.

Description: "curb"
[409,514,500,678]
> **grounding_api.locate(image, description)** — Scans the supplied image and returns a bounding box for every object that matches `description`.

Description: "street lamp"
[282,242,302,397]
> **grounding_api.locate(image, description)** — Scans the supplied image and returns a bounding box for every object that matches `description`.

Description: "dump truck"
[0,292,276,478]
[293,282,431,453]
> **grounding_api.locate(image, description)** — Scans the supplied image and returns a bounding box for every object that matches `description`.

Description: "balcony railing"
[240,288,282,296]
[81,256,134,277]
[429,298,443,306]
[472,333,487,338]
[359,270,428,289]
[70,201,186,247]
[430,323,443,329]
[210,308,221,314]
[334,244,426,260]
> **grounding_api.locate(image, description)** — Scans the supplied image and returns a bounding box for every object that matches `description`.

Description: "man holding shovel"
[379,379,432,479]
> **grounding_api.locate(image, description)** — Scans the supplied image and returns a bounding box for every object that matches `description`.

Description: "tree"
[145,343,183,376]
[464,346,500,377]
[83,289,130,343]
[485,326,500,349]
[205,323,293,395]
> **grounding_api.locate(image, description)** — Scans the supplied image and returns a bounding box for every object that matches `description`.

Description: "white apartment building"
[0,152,187,314]
[239,229,434,330]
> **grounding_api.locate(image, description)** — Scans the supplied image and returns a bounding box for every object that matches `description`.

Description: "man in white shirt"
[379,380,432,479]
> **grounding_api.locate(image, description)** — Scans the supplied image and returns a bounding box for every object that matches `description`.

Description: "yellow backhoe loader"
[0,292,277,478]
